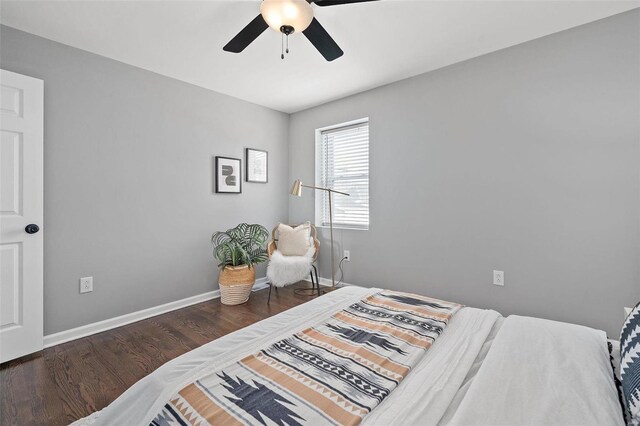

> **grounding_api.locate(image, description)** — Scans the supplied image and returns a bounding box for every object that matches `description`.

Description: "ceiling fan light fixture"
[260,0,314,33]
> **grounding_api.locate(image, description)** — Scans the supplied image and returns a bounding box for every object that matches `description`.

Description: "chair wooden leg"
[310,268,316,292]
[268,283,272,304]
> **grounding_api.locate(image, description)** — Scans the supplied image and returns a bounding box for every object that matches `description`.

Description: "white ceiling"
[1,1,638,113]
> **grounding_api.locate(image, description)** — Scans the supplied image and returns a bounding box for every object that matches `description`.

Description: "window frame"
[314,117,370,231]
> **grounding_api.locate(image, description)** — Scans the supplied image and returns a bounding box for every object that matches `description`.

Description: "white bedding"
[73,286,623,426]
[446,315,624,426]
[364,306,500,425]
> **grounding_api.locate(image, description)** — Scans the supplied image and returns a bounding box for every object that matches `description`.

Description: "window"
[316,119,369,230]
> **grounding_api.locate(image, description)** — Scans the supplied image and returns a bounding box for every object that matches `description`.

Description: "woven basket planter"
[219,265,256,305]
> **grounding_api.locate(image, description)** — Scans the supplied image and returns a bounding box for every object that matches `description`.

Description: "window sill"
[316,225,369,232]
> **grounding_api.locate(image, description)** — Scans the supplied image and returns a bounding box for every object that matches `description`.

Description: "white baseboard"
[252,277,270,291]
[43,277,270,348]
[304,276,357,288]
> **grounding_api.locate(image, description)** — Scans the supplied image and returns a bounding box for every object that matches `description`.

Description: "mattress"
[73,286,623,426]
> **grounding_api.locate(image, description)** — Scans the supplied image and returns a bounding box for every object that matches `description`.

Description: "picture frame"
[245,148,268,183]
[215,156,242,194]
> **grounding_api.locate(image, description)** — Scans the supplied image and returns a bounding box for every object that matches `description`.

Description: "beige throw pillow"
[277,222,311,256]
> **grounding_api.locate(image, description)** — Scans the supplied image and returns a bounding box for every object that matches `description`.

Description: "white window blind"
[318,121,369,229]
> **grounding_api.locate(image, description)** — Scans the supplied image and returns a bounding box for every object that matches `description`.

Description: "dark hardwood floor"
[0,282,314,426]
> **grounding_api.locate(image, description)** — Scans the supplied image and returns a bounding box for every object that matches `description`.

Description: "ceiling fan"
[223,0,378,62]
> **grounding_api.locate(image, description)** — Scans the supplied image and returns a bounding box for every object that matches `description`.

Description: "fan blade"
[223,14,269,53]
[302,18,343,61]
[313,0,378,6]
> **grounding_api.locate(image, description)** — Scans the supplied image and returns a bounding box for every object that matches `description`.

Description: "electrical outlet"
[80,277,93,294]
[343,250,350,261]
[493,270,504,286]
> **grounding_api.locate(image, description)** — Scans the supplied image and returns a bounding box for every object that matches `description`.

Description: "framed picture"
[245,148,268,183]
[215,156,242,194]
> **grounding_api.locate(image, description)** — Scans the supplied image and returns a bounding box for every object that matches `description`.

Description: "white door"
[0,69,44,363]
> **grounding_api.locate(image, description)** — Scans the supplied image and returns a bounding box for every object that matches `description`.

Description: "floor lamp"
[290,179,349,291]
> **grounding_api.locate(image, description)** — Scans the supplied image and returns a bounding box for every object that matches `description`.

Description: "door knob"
[25,224,40,234]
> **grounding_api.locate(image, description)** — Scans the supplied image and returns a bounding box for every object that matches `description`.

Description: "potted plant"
[211,223,269,305]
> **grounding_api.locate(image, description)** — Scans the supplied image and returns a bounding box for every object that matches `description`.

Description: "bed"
[74,286,627,426]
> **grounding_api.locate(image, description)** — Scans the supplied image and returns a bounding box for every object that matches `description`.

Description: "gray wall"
[2,10,638,338]
[289,10,640,337]
[1,26,289,335]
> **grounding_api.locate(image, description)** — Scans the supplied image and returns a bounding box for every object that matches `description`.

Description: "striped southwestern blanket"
[151,290,462,426]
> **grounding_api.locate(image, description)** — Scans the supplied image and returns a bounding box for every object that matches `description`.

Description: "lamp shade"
[260,0,314,33]
[290,179,302,196]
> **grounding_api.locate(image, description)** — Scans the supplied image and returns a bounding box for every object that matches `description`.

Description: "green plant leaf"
[211,223,269,267]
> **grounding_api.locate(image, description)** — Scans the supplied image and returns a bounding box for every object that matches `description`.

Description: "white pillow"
[277,222,311,256]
